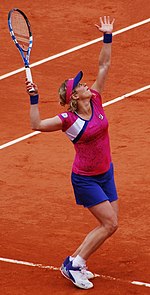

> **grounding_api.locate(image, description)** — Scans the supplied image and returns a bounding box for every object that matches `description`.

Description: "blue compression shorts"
[71,163,118,208]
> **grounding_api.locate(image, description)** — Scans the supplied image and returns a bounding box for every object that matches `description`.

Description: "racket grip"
[25,67,35,92]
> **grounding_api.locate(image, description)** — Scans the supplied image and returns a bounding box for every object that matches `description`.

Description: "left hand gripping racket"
[8,8,35,92]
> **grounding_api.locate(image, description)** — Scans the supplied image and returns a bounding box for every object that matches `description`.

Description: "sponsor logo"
[61,113,68,118]
[99,114,104,120]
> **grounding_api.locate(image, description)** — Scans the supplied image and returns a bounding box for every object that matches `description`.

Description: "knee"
[111,219,118,234]
[104,217,118,236]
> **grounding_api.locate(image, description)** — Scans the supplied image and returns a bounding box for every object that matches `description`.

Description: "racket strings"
[11,11,30,51]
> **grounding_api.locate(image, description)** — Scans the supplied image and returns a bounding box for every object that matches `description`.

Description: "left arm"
[91,16,115,94]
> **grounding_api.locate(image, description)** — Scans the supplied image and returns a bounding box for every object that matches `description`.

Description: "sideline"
[0,18,150,81]
[0,84,150,150]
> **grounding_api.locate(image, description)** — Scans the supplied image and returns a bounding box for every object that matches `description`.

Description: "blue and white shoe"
[60,256,95,280]
[61,260,93,289]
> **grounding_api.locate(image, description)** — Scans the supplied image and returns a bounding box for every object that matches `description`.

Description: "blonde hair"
[58,80,78,112]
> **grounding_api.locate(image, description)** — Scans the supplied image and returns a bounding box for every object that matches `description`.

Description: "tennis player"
[26,16,118,290]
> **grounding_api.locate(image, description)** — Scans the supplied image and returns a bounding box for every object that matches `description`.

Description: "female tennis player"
[26,16,118,290]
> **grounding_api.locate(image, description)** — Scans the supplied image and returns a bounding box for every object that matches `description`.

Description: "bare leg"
[72,226,101,257]
[111,200,119,217]
[72,200,118,260]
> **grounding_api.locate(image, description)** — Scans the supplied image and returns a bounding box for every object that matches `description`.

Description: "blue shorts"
[71,163,118,208]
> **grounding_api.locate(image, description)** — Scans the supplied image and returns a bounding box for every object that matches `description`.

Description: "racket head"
[8,8,33,64]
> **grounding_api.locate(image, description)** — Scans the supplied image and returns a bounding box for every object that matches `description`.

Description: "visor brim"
[73,71,83,89]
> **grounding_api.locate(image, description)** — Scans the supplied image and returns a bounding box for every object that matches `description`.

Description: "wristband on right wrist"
[30,94,39,105]
[103,33,112,43]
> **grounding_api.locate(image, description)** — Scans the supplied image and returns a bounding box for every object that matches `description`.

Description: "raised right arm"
[26,81,62,132]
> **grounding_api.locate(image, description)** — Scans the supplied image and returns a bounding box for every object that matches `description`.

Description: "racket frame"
[8,8,35,89]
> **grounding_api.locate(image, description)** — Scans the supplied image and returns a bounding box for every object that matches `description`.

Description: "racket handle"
[25,67,35,93]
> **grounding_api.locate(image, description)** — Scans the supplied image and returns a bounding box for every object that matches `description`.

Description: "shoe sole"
[60,268,93,289]
[61,266,95,280]
[60,268,70,280]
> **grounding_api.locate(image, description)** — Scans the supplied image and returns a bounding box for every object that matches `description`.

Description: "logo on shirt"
[99,114,104,120]
[61,113,68,118]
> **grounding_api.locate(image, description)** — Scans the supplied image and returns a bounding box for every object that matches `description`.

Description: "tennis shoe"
[61,260,93,289]
[60,256,95,280]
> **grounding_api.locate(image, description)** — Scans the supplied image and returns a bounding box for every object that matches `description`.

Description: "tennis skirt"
[71,163,118,208]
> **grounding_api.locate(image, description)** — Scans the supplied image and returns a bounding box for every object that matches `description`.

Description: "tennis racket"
[8,8,35,92]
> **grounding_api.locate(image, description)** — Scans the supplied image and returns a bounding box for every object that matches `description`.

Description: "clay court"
[0,0,150,294]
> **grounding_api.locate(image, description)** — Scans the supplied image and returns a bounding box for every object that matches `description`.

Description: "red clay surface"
[0,0,150,294]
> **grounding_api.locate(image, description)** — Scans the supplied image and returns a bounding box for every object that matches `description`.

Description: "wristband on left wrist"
[103,33,112,43]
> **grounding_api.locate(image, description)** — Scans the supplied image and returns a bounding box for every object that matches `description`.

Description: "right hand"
[25,79,38,96]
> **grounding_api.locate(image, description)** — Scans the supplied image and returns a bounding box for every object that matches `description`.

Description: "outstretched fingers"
[95,16,115,34]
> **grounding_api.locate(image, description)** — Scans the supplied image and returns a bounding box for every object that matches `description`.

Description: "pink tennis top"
[58,89,111,176]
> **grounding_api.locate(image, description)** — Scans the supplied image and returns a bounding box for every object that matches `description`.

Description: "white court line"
[0,18,150,80]
[0,257,59,270]
[0,131,41,150]
[0,257,150,288]
[0,84,150,150]
[103,85,150,107]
